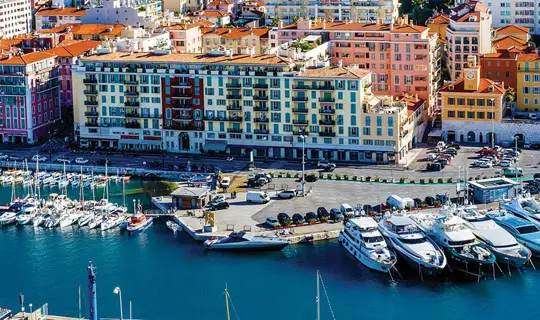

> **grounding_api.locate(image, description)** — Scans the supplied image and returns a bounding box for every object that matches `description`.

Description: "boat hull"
[127,218,154,233]
[338,232,396,273]
[385,237,445,275]
[204,241,288,251]
[490,245,531,267]
[442,246,495,279]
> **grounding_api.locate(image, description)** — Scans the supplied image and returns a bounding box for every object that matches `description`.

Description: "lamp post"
[299,133,306,197]
[490,98,495,149]
[113,287,123,320]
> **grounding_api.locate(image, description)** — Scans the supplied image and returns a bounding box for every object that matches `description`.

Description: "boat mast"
[91,169,95,202]
[35,153,40,200]
[122,179,126,209]
[316,270,320,320]
[62,161,67,196]
[105,162,109,201]
[80,166,84,203]
[224,286,231,320]
[78,285,82,320]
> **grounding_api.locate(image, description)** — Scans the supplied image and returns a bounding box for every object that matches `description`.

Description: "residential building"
[81,0,163,29]
[73,52,416,163]
[241,0,265,13]
[276,18,440,119]
[446,1,492,80]
[201,27,269,54]
[189,10,231,26]
[46,40,101,120]
[516,53,540,112]
[169,22,211,53]
[206,0,233,12]
[481,0,540,34]
[38,23,126,42]
[439,56,506,144]
[35,7,86,31]
[264,0,399,25]
[494,25,530,42]
[162,0,188,13]
[426,13,450,41]
[0,51,61,143]
[0,0,32,39]
[480,51,520,89]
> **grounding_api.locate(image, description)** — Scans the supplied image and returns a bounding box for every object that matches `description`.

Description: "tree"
[506,87,516,102]
[269,17,279,27]
[292,16,299,23]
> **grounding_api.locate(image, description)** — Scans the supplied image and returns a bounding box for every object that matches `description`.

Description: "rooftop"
[0,51,56,65]
[281,21,428,33]
[492,35,528,51]
[38,23,126,36]
[82,52,290,65]
[517,53,540,62]
[449,1,489,22]
[46,40,101,57]
[427,13,450,25]
[201,27,269,38]
[36,7,87,16]
[298,66,370,79]
[439,78,506,94]
[171,187,208,198]
[191,10,231,17]
[496,25,530,35]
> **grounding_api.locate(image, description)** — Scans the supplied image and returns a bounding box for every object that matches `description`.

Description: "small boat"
[500,196,540,227]
[88,215,104,229]
[166,220,181,233]
[203,231,289,251]
[379,215,447,275]
[457,207,532,267]
[16,212,35,225]
[338,217,397,273]
[487,209,540,257]
[78,214,93,227]
[127,213,153,233]
[0,212,17,226]
[101,214,123,231]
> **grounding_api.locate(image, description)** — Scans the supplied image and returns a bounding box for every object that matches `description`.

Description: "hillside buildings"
[0,0,32,39]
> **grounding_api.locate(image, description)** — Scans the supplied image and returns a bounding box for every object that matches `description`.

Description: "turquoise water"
[1,183,540,320]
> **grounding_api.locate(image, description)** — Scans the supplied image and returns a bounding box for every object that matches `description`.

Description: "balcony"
[226,94,242,100]
[319,108,335,114]
[253,106,269,112]
[165,124,198,131]
[292,96,309,102]
[171,104,191,109]
[124,101,140,107]
[227,128,243,133]
[125,122,141,129]
[315,85,335,90]
[253,83,268,89]
[292,84,310,90]
[125,113,140,118]
[226,105,242,110]
[174,93,192,99]
[141,114,162,119]
[227,117,243,122]
[254,129,270,134]
[319,119,336,125]
[124,91,139,97]
[319,97,335,102]
[293,119,309,125]
[85,122,99,127]
[253,118,269,123]
[293,130,309,136]
[172,82,191,88]
[292,107,309,113]
[319,132,336,137]
[226,83,242,88]
[124,79,138,85]
[84,90,98,95]
[84,100,98,106]
[253,95,269,101]
[84,111,99,117]
[83,78,97,84]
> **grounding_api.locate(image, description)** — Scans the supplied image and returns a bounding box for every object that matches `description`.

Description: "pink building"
[0,52,61,143]
[169,21,214,53]
[47,40,101,120]
[276,18,441,116]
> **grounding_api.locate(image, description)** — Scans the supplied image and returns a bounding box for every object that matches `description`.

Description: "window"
[448,97,455,105]
[363,127,371,135]
[477,112,485,119]
[365,115,371,126]
[376,116,382,126]
[467,99,475,106]
[447,110,455,118]
[457,98,465,105]
[376,128,382,136]
[457,111,465,118]
[467,111,475,118]
[487,112,494,119]
[388,128,393,136]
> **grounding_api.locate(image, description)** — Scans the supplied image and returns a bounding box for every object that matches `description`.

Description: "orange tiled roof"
[427,13,450,25]
[482,52,516,59]
[517,53,540,62]
[169,20,216,30]
[496,25,529,35]
[440,78,506,94]
[201,27,269,38]
[492,35,528,51]
[207,0,233,6]
[0,39,23,51]
[36,7,87,16]
[398,94,425,114]
[192,10,231,17]
[39,23,125,36]
[0,51,56,65]
[47,40,101,57]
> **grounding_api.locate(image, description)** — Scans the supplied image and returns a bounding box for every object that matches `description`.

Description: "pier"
[11,310,77,320]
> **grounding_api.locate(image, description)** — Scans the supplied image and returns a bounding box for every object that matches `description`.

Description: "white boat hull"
[338,232,396,273]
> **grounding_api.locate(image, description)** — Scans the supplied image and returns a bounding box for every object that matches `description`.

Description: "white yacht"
[379,215,446,275]
[410,211,495,279]
[0,212,17,226]
[487,209,540,257]
[101,214,124,231]
[338,217,397,273]
[78,213,93,227]
[59,212,81,228]
[16,212,35,225]
[204,232,289,251]
[500,196,540,227]
[457,207,531,267]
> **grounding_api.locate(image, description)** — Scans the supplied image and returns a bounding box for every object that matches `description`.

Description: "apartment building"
[201,27,269,54]
[0,0,32,39]
[264,0,399,25]
[35,7,87,31]
[169,22,208,53]
[439,56,506,144]
[81,0,163,29]
[73,52,415,163]
[426,13,450,41]
[276,18,440,119]
[446,1,493,80]
[38,23,126,41]
[516,53,540,112]
[0,52,61,143]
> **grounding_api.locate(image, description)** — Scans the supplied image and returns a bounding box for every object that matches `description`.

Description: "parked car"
[277,212,292,227]
[57,158,71,164]
[247,178,266,188]
[329,208,344,222]
[220,176,231,189]
[445,147,458,155]
[304,212,319,224]
[32,155,47,162]
[340,203,354,218]
[246,191,270,203]
[363,204,373,214]
[304,174,319,182]
[447,142,461,149]
[413,198,423,207]
[278,189,297,199]
[477,161,492,168]
[75,157,88,164]
[265,217,280,228]
[317,207,330,222]
[317,160,336,170]
[427,153,438,161]
[210,201,230,210]
[424,196,435,207]
[499,160,512,168]
[208,195,226,207]
[292,213,305,225]
[427,163,443,171]
[435,158,449,166]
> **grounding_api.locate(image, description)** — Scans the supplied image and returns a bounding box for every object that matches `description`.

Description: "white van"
[402,197,415,208]
[386,195,407,210]
[246,191,270,204]
[436,141,446,149]
[340,203,354,217]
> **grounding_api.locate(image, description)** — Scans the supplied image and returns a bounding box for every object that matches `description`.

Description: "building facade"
[0,52,61,143]
[516,53,540,112]
[0,0,32,39]
[73,52,415,163]
[446,1,492,80]
[201,27,269,54]
[35,7,87,31]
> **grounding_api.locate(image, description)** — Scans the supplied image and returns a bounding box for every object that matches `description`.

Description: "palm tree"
[505,87,516,102]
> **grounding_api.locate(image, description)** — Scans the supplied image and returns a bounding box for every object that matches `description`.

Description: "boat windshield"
[400,237,425,244]
[517,225,540,234]
[448,239,475,246]
[465,215,490,223]
[362,235,384,243]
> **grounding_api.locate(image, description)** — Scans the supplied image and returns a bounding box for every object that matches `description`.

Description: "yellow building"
[439,56,506,143]
[426,13,449,41]
[201,27,270,54]
[516,53,540,112]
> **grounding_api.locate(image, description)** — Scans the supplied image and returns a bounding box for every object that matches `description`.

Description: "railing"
[293,131,309,136]
[226,94,242,99]
[173,82,191,87]
[125,113,140,118]
[124,91,139,97]
[226,105,242,110]
[126,123,141,129]
[228,117,243,122]
[254,106,269,111]
[292,85,310,90]
[85,122,99,127]
[315,85,335,90]
[318,132,336,137]
[124,80,138,85]
[84,101,98,106]
[227,128,243,133]
[83,90,98,95]
[319,108,335,114]
[226,83,242,88]
[254,118,269,123]
[253,83,268,89]
[124,102,140,107]
[293,119,309,125]
[319,120,336,125]
[319,97,335,102]
[84,111,99,117]
[292,96,309,102]
[254,129,270,134]
[171,104,191,109]
[292,108,309,113]
[253,95,269,101]
[83,79,97,84]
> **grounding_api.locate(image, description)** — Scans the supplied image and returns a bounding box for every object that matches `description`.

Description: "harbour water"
[2,183,540,319]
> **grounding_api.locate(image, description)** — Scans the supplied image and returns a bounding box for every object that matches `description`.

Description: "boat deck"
[11,310,77,320]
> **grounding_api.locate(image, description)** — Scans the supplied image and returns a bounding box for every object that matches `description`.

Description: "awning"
[227,144,269,150]
[428,128,443,137]
[204,140,227,151]
[304,35,321,42]
[119,139,162,146]
[292,143,393,152]
[367,97,381,106]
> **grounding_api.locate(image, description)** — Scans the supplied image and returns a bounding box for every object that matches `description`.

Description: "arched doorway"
[479,132,483,144]
[179,132,190,151]
[486,132,497,145]
[514,133,525,147]
[447,130,456,142]
[467,131,476,142]
[460,133,464,142]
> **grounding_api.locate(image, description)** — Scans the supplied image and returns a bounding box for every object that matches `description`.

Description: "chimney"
[338,59,343,68]
[278,20,283,29]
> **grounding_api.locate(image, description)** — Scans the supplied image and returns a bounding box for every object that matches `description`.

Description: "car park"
[277,213,292,227]
[317,207,330,222]
[265,217,280,228]
[329,208,344,222]
[75,157,88,164]
[278,189,297,199]
[210,202,230,210]
[292,213,305,225]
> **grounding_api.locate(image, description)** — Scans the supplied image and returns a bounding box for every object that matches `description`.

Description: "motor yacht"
[487,209,540,257]
[101,214,124,231]
[457,207,531,267]
[500,196,540,227]
[379,215,446,275]
[16,212,35,225]
[0,212,17,226]
[127,213,153,233]
[203,231,289,251]
[338,217,397,273]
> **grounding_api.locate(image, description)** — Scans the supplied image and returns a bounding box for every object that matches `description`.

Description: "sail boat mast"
[224,287,231,320]
[317,270,320,320]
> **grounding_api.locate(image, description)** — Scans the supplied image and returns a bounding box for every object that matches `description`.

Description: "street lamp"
[490,98,495,149]
[113,287,123,320]
[299,133,307,197]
